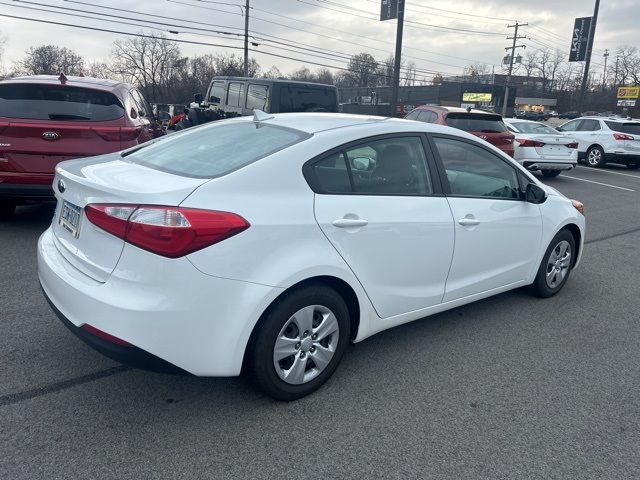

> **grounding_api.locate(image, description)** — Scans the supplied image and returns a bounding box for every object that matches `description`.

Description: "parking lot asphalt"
[2,165,640,479]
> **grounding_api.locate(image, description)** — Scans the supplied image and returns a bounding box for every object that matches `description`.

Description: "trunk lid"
[51,153,209,282]
[0,119,131,173]
[527,134,575,157]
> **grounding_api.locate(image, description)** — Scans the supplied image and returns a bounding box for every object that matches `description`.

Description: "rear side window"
[279,86,337,112]
[246,84,269,110]
[445,113,507,133]
[308,136,433,196]
[605,121,640,135]
[578,119,601,131]
[417,111,438,122]
[226,82,244,107]
[125,122,311,178]
[0,84,124,121]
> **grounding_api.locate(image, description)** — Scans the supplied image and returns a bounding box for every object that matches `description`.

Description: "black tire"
[186,108,201,126]
[586,145,606,168]
[246,284,350,401]
[529,229,576,298]
[627,163,639,170]
[541,170,562,178]
[0,203,16,220]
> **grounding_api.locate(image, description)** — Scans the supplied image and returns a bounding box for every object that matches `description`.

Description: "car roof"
[210,76,336,89]
[229,112,480,138]
[504,118,540,124]
[0,75,128,90]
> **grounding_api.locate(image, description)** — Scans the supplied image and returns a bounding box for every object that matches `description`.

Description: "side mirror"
[556,126,564,132]
[351,156,374,171]
[209,95,221,104]
[194,93,203,103]
[525,183,547,204]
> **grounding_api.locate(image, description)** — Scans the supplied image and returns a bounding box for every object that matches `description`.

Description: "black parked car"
[559,111,580,119]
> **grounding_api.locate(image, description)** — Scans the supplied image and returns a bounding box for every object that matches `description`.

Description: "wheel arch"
[561,223,582,267]
[242,275,362,370]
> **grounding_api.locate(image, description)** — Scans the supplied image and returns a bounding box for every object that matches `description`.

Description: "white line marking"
[576,166,640,179]
[562,175,635,191]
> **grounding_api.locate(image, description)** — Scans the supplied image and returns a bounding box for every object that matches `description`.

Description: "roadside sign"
[617,87,640,99]
[380,0,398,21]
[462,92,492,102]
[617,99,636,107]
[569,16,592,62]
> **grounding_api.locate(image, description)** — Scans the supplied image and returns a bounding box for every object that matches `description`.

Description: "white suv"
[557,117,640,169]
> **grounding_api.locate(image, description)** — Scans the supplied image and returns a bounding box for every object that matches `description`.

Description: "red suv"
[405,106,515,157]
[0,75,163,218]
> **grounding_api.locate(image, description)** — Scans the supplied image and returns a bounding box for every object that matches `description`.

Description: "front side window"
[125,122,310,178]
[209,81,225,104]
[309,137,433,195]
[405,110,420,120]
[226,82,244,107]
[433,137,520,199]
[559,120,581,132]
[246,84,269,110]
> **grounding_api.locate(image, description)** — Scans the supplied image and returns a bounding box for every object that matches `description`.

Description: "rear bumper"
[0,173,54,202]
[523,161,576,171]
[38,227,283,376]
[42,288,189,374]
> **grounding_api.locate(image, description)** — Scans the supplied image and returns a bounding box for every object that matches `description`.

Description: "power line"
[0,11,448,84]
[296,0,506,36]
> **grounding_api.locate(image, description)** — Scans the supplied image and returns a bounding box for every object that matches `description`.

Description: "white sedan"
[38,112,585,400]
[504,118,578,178]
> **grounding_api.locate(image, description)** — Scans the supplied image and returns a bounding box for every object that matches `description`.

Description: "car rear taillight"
[516,138,546,147]
[613,132,634,141]
[566,142,579,149]
[85,204,249,258]
[94,127,142,142]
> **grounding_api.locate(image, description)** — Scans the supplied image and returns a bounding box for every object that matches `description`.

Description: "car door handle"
[458,217,480,226]
[332,218,368,228]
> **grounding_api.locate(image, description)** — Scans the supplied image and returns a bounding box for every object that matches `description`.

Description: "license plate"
[59,200,83,238]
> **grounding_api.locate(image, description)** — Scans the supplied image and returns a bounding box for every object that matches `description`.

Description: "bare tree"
[110,33,182,103]
[522,51,538,79]
[18,45,84,76]
[547,50,566,93]
[289,66,315,82]
[314,67,334,85]
[402,61,417,86]
[463,62,490,81]
[85,61,112,79]
[263,66,284,79]
[347,53,379,87]
[431,73,444,85]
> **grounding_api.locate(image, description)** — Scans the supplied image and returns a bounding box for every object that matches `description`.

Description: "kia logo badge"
[57,179,66,194]
[42,131,60,141]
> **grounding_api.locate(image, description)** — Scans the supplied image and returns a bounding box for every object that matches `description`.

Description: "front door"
[310,135,455,318]
[431,136,542,302]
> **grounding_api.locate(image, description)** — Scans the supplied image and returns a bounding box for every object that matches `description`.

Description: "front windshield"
[510,122,559,135]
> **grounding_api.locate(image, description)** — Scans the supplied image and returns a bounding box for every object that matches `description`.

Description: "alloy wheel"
[587,149,602,166]
[272,305,340,385]
[546,240,572,288]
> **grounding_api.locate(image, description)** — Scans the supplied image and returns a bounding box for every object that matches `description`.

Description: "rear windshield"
[445,113,507,133]
[279,86,337,113]
[605,121,640,135]
[125,121,311,178]
[0,84,125,121]
[509,122,559,135]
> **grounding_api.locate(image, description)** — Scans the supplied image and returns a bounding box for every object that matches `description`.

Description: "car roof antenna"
[253,109,275,122]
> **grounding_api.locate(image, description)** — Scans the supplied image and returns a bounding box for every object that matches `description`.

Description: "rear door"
[310,134,455,318]
[431,135,542,301]
[0,83,128,174]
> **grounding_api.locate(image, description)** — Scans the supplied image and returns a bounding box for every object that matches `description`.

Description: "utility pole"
[243,0,250,76]
[501,21,527,117]
[602,49,609,91]
[390,0,405,117]
[578,0,600,112]
[614,55,620,87]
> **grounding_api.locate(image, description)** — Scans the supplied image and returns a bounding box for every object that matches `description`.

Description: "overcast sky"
[1,0,638,79]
